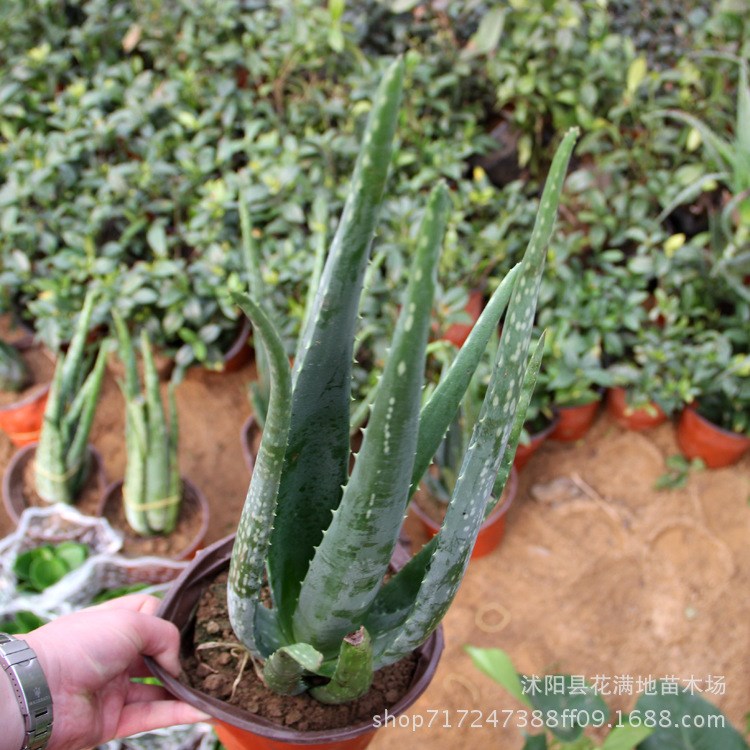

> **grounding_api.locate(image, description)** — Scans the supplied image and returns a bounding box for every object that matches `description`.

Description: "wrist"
[0,634,53,750]
[0,663,25,750]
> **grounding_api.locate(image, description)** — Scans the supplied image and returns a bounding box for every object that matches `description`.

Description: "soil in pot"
[606,387,667,431]
[549,398,601,442]
[98,479,209,560]
[2,443,106,524]
[411,467,518,559]
[188,572,419,733]
[0,347,54,446]
[677,406,750,469]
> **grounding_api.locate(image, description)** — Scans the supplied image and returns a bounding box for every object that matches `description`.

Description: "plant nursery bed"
[0,352,748,749]
[185,571,418,732]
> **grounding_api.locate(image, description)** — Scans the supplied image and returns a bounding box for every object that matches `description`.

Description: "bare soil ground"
[1,327,747,748]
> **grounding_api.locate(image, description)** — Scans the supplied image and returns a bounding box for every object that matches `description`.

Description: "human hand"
[15,594,211,750]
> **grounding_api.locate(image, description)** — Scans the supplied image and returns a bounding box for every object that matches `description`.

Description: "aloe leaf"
[136,331,171,533]
[736,61,750,162]
[656,171,729,223]
[165,378,181,532]
[263,643,325,695]
[239,185,271,427]
[58,290,96,403]
[309,628,374,704]
[375,129,577,667]
[485,332,545,517]
[409,263,520,497]
[34,362,67,503]
[295,194,329,366]
[292,181,448,655]
[123,397,149,534]
[66,343,107,498]
[228,291,292,657]
[364,536,436,637]
[653,109,734,172]
[112,313,139,400]
[267,58,405,635]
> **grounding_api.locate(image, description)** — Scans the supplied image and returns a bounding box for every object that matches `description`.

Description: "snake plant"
[113,314,181,536]
[227,58,577,704]
[35,291,107,504]
[0,341,29,393]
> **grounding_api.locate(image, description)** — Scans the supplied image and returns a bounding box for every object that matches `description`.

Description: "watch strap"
[0,633,53,750]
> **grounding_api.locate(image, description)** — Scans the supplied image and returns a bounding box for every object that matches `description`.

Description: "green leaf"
[267,58,405,638]
[464,646,529,706]
[635,689,749,749]
[601,721,653,750]
[521,736,548,750]
[54,541,88,571]
[463,8,506,57]
[310,628,374,704]
[293,181,448,655]
[29,556,69,592]
[228,292,292,658]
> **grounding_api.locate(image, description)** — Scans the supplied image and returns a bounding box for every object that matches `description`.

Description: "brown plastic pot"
[240,414,261,474]
[221,318,253,373]
[606,387,667,431]
[441,289,484,348]
[411,467,519,560]
[147,535,444,750]
[2,443,107,525]
[0,383,50,447]
[513,413,560,471]
[97,478,210,561]
[677,406,750,469]
[549,398,601,442]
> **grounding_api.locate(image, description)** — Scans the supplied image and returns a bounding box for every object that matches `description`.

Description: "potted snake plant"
[2,291,108,524]
[147,59,577,749]
[97,315,209,560]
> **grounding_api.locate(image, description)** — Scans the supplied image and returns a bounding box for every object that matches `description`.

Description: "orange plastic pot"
[441,289,484,348]
[411,467,519,559]
[549,399,600,442]
[513,414,559,471]
[0,384,50,446]
[677,406,750,469]
[214,720,377,750]
[606,387,667,431]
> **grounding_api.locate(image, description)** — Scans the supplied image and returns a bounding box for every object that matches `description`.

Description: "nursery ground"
[1,342,748,748]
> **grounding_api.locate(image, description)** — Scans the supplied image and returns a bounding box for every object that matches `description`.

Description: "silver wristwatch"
[0,633,53,750]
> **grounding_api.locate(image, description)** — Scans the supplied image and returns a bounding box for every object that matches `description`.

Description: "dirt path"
[1,334,748,748]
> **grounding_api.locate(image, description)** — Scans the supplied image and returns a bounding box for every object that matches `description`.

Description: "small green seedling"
[654,455,704,491]
[13,541,89,593]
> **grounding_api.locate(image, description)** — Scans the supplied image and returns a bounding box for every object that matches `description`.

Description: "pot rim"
[147,534,444,743]
[412,465,519,533]
[97,477,210,561]
[1,442,107,524]
[0,382,50,414]
[682,404,750,444]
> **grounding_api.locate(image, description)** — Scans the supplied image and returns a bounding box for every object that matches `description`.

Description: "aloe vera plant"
[227,58,577,704]
[35,291,107,504]
[113,314,181,536]
[0,341,29,392]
